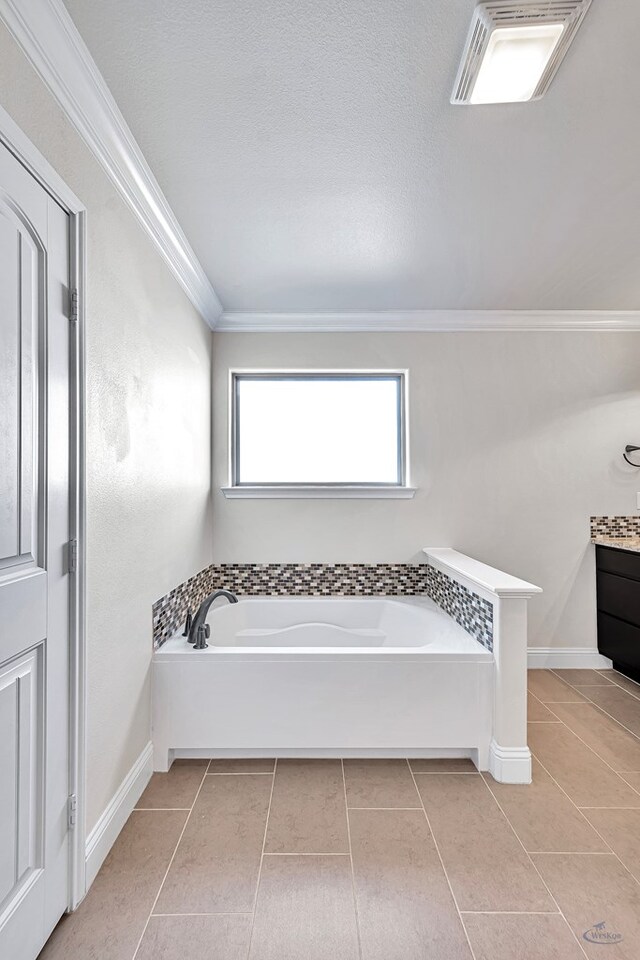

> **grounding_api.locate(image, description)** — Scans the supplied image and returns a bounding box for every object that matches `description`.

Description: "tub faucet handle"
[183,611,193,639]
[193,623,210,650]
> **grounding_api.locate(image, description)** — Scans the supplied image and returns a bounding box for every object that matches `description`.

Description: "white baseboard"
[488,740,532,784]
[171,747,474,762]
[527,647,612,669]
[85,741,153,890]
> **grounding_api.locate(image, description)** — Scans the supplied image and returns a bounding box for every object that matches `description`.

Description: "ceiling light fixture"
[451,1,591,105]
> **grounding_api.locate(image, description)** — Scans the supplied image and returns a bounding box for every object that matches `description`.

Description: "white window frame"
[222,369,415,499]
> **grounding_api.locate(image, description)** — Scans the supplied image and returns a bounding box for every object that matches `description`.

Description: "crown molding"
[0,0,222,328]
[217,310,640,333]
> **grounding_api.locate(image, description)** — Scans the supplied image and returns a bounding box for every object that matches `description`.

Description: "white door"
[0,140,71,959]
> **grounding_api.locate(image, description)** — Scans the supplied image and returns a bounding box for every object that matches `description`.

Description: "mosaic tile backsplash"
[425,564,493,652]
[590,516,640,539]
[152,563,493,650]
[152,562,494,652]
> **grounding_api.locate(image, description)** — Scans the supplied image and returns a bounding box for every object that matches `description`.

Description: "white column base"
[488,739,532,784]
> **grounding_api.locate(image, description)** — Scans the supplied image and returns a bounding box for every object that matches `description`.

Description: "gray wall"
[212,332,640,650]
[0,24,214,832]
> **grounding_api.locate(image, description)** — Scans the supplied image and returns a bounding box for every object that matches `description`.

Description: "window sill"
[221,485,417,500]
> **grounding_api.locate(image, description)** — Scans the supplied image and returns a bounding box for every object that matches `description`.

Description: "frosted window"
[233,375,404,485]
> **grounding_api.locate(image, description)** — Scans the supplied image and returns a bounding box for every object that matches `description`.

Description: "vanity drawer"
[596,545,640,582]
[597,570,640,626]
[597,611,640,671]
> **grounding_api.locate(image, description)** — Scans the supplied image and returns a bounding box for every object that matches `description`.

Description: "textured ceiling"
[64,0,640,312]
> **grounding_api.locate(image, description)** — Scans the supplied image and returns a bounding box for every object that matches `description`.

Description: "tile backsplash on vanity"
[590,515,640,539]
[152,562,494,652]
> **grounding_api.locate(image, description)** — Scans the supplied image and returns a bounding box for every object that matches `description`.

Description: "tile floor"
[39,668,640,960]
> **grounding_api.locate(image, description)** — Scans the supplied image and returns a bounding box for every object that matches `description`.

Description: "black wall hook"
[623,445,640,467]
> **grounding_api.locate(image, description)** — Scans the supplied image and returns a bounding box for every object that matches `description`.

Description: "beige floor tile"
[483,760,607,853]
[415,774,553,912]
[527,671,586,703]
[528,722,640,807]
[533,853,640,959]
[549,702,640,771]
[349,808,472,960]
[554,669,614,686]
[155,774,271,914]
[601,671,640,699]
[249,855,358,960]
[208,759,275,774]
[408,757,477,773]
[528,693,560,722]
[582,808,640,882]
[574,686,640,739]
[343,759,420,807]
[463,913,584,960]
[38,811,187,960]
[620,771,640,793]
[136,760,208,809]
[265,760,348,853]
[136,915,251,960]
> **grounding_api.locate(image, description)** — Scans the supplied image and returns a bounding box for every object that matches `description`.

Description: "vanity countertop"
[591,536,640,554]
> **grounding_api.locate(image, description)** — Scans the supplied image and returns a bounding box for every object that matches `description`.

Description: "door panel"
[0,140,71,959]
[0,649,43,909]
[0,201,42,571]
[0,210,20,561]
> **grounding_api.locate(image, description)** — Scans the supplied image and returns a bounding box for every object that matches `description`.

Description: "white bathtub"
[173,596,488,653]
[153,596,494,771]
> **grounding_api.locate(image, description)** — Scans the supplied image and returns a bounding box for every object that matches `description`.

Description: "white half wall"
[212,331,640,652]
[0,23,214,836]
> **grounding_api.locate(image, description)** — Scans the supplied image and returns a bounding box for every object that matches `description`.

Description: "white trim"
[222,485,416,499]
[84,741,153,890]
[0,103,82,212]
[67,209,87,911]
[527,647,613,669]
[216,310,640,333]
[488,740,532,784]
[0,0,222,328]
[423,547,542,600]
[173,747,475,761]
[0,104,88,912]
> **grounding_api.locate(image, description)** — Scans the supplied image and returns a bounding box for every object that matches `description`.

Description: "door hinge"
[67,538,78,575]
[70,287,79,323]
[67,794,78,830]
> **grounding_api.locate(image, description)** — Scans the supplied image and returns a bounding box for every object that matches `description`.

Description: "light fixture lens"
[470,23,565,104]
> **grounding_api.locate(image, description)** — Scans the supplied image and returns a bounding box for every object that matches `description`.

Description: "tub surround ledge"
[422,548,542,601]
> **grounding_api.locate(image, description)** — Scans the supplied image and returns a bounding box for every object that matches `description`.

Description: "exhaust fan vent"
[452,0,591,104]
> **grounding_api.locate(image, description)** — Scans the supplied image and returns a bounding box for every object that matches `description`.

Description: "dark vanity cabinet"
[596,545,640,682]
